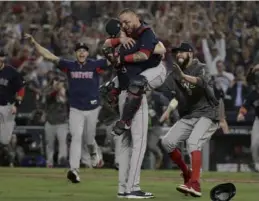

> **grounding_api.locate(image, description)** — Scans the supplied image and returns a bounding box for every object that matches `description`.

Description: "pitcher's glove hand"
[172,63,184,79]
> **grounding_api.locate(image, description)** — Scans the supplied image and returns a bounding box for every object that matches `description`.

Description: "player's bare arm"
[159,98,178,123]
[24,33,60,63]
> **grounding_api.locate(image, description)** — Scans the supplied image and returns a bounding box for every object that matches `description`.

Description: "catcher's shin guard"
[121,75,147,124]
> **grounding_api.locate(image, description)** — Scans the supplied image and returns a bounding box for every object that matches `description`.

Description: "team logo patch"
[91,100,97,105]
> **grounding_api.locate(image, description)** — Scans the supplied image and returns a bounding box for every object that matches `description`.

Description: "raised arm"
[24,34,60,63]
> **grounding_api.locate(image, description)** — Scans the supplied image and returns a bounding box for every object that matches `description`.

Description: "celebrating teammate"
[160,43,219,197]
[237,71,259,172]
[0,49,25,163]
[103,9,166,199]
[25,33,112,183]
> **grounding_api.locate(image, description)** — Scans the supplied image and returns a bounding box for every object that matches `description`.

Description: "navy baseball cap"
[105,18,121,38]
[171,42,194,53]
[74,42,89,52]
[210,183,236,201]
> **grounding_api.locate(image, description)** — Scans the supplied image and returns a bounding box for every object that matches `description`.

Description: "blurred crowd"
[1,1,259,168]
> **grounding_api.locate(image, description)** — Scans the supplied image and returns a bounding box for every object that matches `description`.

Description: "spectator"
[202,30,226,75]
[225,66,250,110]
[214,60,235,94]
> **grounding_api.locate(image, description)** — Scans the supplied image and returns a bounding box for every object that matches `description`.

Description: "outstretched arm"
[24,34,60,63]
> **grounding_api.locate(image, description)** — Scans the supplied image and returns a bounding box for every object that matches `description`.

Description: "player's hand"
[24,33,36,44]
[172,63,184,78]
[237,113,245,122]
[119,36,135,49]
[11,105,17,115]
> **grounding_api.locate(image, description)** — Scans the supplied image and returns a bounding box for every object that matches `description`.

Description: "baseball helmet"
[105,18,121,38]
[210,183,236,201]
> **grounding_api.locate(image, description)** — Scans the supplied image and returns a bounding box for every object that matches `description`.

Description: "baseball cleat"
[126,191,154,199]
[188,180,202,197]
[179,168,192,196]
[67,169,80,183]
[90,153,101,168]
[176,183,190,195]
[117,192,127,198]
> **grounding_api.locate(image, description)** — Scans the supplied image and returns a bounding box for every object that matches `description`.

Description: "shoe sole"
[126,195,154,199]
[176,185,190,195]
[189,188,202,197]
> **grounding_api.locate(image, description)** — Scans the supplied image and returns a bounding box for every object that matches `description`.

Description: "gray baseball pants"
[0,105,15,145]
[69,106,100,170]
[161,117,218,154]
[44,121,68,166]
[251,117,259,164]
[116,62,167,193]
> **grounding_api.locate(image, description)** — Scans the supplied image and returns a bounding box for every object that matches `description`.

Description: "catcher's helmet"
[210,183,236,201]
[105,18,121,38]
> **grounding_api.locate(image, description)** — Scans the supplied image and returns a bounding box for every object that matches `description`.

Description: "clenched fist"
[24,33,36,44]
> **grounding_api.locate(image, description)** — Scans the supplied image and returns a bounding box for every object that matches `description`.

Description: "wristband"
[110,38,120,47]
[124,54,134,63]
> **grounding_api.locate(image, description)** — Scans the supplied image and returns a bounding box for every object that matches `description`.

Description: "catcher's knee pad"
[128,75,148,96]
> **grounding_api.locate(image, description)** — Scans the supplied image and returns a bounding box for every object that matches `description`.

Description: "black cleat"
[126,191,154,199]
[117,192,127,198]
[67,169,80,183]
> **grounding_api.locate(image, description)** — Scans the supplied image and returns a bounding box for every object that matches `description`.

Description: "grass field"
[0,168,258,201]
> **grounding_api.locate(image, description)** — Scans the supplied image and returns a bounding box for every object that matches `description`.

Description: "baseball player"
[103,9,167,199]
[237,71,259,172]
[25,34,113,183]
[43,76,69,168]
[160,43,219,197]
[0,50,25,163]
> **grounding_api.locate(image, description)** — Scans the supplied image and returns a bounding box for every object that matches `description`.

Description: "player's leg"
[44,122,57,167]
[147,129,163,169]
[251,117,259,170]
[81,133,92,168]
[160,119,193,186]
[112,63,166,136]
[67,107,85,183]
[0,106,16,165]
[112,75,148,135]
[84,106,101,167]
[125,94,154,198]
[184,117,218,197]
[56,123,68,166]
[141,62,167,90]
[117,91,131,197]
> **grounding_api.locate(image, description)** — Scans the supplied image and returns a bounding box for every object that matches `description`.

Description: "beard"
[176,55,190,69]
